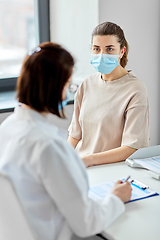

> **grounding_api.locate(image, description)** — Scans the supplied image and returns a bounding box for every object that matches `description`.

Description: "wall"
[99,0,160,145]
[50,0,98,84]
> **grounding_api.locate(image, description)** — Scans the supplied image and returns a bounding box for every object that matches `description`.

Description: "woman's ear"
[119,46,126,59]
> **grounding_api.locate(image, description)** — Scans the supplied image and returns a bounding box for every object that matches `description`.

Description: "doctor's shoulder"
[39,125,86,169]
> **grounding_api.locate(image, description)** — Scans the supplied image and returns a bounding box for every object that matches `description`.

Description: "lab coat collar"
[14,105,48,123]
[14,105,68,140]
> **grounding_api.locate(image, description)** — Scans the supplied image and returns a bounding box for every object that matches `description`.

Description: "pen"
[124,175,131,182]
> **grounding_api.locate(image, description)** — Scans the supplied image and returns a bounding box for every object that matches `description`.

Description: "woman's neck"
[101,65,128,82]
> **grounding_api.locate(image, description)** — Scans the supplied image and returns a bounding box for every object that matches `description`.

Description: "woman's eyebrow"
[105,45,115,48]
[92,45,100,47]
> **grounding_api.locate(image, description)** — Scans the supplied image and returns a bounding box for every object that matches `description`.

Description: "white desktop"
[87,159,160,240]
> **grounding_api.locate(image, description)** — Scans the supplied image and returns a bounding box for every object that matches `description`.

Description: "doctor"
[0,42,131,240]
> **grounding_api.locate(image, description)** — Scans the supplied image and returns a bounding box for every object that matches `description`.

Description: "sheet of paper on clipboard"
[88,177,159,203]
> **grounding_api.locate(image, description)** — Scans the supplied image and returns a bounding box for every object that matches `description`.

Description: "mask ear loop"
[118,50,124,64]
[119,50,122,60]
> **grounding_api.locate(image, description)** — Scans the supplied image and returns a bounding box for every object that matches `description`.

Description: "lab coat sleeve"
[39,139,125,238]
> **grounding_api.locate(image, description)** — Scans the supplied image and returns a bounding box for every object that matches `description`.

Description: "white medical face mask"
[90,54,119,74]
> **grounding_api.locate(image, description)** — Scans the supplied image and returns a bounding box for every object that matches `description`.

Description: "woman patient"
[68,22,149,167]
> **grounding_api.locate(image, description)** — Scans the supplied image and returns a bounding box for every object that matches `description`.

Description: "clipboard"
[88,177,159,203]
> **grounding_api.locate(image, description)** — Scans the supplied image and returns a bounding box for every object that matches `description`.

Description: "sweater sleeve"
[68,83,84,140]
[40,140,125,238]
[122,83,149,149]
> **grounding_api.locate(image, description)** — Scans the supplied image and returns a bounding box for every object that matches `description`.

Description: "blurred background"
[0,0,37,78]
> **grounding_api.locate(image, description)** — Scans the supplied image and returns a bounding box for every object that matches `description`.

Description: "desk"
[87,162,160,240]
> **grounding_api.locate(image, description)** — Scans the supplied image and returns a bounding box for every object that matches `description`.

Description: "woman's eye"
[108,48,113,52]
[93,48,99,52]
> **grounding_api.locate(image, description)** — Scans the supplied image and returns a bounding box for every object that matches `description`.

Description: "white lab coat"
[0,106,125,240]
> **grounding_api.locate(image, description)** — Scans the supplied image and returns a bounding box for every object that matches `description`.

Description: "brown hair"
[17,42,74,118]
[92,22,128,68]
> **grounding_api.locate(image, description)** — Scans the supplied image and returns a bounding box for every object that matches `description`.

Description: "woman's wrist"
[83,154,98,167]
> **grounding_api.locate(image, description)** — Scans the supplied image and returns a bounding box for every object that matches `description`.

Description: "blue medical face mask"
[58,88,70,111]
[90,54,119,74]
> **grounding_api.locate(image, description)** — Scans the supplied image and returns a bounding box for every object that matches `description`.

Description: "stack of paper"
[133,156,160,174]
[125,156,160,180]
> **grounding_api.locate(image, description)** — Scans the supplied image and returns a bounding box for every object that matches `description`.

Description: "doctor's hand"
[111,180,132,203]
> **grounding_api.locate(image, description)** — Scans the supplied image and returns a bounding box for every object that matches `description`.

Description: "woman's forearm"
[83,146,137,167]
[68,136,80,148]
